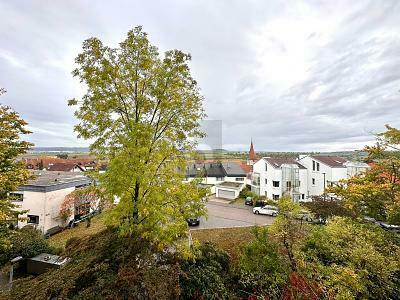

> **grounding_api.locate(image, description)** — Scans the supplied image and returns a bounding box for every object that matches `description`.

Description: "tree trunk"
[132,180,140,224]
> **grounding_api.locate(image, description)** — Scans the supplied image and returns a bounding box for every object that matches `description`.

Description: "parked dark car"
[245,197,253,206]
[254,200,267,208]
[187,217,200,226]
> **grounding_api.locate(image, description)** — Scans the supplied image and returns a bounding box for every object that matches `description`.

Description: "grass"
[229,197,245,206]
[49,213,107,249]
[191,226,255,263]
[48,210,257,263]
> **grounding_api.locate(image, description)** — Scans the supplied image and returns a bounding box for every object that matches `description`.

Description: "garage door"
[217,189,235,199]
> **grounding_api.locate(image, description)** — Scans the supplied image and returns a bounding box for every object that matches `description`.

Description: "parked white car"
[253,205,279,216]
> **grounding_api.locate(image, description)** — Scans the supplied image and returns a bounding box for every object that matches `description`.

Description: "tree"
[303,196,355,223]
[238,198,321,299]
[303,217,400,299]
[68,27,207,245]
[0,91,33,253]
[329,125,400,224]
[59,185,112,226]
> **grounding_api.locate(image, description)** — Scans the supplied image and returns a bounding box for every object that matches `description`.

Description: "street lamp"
[9,256,23,290]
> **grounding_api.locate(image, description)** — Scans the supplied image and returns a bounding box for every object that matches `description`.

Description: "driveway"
[192,200,275,229]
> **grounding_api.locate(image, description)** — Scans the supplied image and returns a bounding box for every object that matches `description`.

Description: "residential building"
[251,157,308,202]
[47,162,85,172]
[184,161,246,195]
[298,155,358,197]
[11,171,92,235]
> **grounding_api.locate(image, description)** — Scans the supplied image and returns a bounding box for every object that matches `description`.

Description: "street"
[192,200,275,229]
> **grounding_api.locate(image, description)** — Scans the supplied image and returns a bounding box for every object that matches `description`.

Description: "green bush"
[238,227,289,297]
[0,226,55,265]
[180,242,231,299]
[239,185,254,199]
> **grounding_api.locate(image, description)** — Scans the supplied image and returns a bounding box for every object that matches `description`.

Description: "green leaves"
[329,125,400,224]
[0,100,33,251]
[70,27,206,246]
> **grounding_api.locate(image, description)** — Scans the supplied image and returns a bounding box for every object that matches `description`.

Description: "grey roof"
[186,163,226,178]
[18,170,91,192]
[264,157,306,169]
[222,162,246,177]
[310,155,347,168]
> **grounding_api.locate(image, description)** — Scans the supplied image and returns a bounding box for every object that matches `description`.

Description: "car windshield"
[263,206,277,210]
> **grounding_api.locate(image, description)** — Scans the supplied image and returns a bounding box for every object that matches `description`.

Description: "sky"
[1,0,400,152]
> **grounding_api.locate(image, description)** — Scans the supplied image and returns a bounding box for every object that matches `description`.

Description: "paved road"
[193,201,275,229]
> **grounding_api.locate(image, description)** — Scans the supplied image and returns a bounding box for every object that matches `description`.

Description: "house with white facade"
[251,157,308,202]
[184,162,246,197]
[11,171,92,235]
[297,155,369,198]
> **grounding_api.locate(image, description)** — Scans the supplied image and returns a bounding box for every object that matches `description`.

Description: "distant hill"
[30,147,90,153]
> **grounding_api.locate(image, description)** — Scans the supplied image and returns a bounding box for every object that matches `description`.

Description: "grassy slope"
[191,227,254,263]
[48,213,107,249]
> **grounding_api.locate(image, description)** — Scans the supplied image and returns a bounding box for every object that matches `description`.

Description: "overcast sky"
[1,1,400,151]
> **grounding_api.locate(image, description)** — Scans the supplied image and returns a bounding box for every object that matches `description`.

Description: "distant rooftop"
[18,170,91,192]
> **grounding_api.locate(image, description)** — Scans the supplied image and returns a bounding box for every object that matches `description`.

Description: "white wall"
[14,187,75,233]
[298,156,348,198]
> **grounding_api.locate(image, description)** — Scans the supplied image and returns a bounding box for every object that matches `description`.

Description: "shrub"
[180,242,231,299]
[238,227,289,298]
[0,226,55,265]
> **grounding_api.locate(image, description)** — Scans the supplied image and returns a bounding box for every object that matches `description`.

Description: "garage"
[217,189,235,199]
[215,182,244,200]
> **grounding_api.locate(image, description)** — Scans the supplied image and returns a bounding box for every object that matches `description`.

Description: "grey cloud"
[0,0,399,151]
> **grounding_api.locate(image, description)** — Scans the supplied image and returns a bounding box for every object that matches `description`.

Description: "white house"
[344,161,370,177]
[297,155,360,198]
[251,157,308,202]
[11,171,92,235]
[184,162,246,195]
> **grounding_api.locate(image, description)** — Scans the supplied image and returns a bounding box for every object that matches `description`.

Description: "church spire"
[249,139,255,161]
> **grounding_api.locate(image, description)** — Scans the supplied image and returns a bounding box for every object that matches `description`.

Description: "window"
[312,178,316,185]
[286,181,291,189]
[273,181,280,187]
[265,191,268,196]
[265,163,268,171]
[235,177,244,181]
[216,177,224,181]
[312,160,315,171]
[301,194,305,200]
[27,215,39,224]
[265,179,268,185]
[272,194,279,200]
[9,192,23,201]
[316,162,320,171]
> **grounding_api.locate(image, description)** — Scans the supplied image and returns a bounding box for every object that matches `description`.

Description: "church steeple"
[249,139,255,161]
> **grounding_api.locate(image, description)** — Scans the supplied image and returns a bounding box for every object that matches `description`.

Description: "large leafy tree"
[0,89,33,252]
[69,26,207,245]
[329,125,400,224]
[303,217,400,299]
